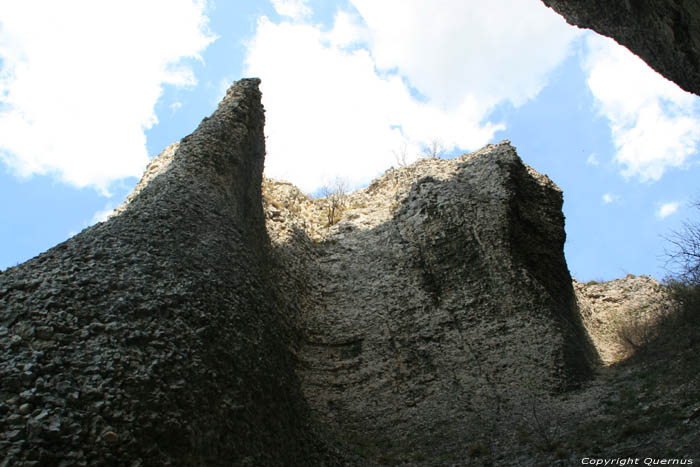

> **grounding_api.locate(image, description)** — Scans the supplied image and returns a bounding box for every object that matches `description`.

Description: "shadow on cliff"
[0,79,343,467]
[562,281,700,459]
[269,144,601,465]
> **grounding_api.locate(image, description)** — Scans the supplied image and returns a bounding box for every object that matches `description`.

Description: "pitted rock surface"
[6,75,685,465]
[542,0,700,96]
[0,79,341,467]
[264,142,598,463]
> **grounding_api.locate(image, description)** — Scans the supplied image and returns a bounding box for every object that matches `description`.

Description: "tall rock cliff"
[0,79,338,466]
[542,0,700,95]
[265,143,598,464]
[1,79,598,465]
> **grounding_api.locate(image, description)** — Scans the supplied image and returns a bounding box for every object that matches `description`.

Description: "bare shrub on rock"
[319,177,349,227]
[420,138,446,159]
[664,200,700,286]
[663,200,700,329]
[393,141,410,167]
[611,307,666,354]
[617,200,700,355]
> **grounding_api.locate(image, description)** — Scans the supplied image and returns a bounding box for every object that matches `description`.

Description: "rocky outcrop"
[1,77,600,465]
[0,79,339,466]
[542,0,700,95]
[575,274,672,364]
[265,142,598,464]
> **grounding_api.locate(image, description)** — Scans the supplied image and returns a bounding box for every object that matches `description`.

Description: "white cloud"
[656,201,680,219]
[248,1,580,192]
[323,10,369,48]
[170,101,183,113]
[587,153,600,166]
[271,0,310,20]
[602,193,616,204]
[351,0,581,110]
[583,34,700,182]
[246,17,500,192]
[0,0,215,194]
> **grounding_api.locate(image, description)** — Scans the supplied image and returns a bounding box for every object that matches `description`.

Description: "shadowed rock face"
[0,79,335,466]
[542,0,700,95]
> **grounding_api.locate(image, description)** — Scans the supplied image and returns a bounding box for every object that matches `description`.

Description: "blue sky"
[1,0,699,281]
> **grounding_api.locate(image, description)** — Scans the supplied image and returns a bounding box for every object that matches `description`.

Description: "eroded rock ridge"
[264,143,598,462]
[2,80,598,465]
[0,79,335,466]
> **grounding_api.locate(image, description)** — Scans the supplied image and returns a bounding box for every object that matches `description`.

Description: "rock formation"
[575,275,672,364]
[264,142,598,463]
[2,69,696,463]
[1,71,600,463]
[0,79,338,466]
[5,0,700,457]
[542,0,700,95]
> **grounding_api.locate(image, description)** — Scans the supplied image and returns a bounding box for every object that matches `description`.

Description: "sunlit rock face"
[265,141,598,462]
[542,0,700,95]
[574,274,672,364]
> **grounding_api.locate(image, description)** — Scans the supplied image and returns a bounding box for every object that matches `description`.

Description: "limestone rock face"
[542,0,700,95]
[575,275,672,364]
[1,78,598,465]
[0,79,336,466]
[265,142,598,462]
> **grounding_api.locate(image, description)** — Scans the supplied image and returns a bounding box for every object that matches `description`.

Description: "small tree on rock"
[420,138,446,159]
[319,177,349,227]
[393,141,410,167]
[662,199,700,330]
[664,200,700,286]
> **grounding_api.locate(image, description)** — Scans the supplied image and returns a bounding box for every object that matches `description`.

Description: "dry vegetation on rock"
[262,154,700,465]
[5,3,700,457]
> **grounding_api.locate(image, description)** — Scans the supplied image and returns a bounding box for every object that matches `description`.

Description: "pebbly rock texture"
[542,0,700,95]
[264,142,599,464]
[0,79,339,466]
[1,77,609,465]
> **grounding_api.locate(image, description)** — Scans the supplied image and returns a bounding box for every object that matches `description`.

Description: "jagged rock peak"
[0,78,341,466]
[1,73,621,464]
[264,141,561,242]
